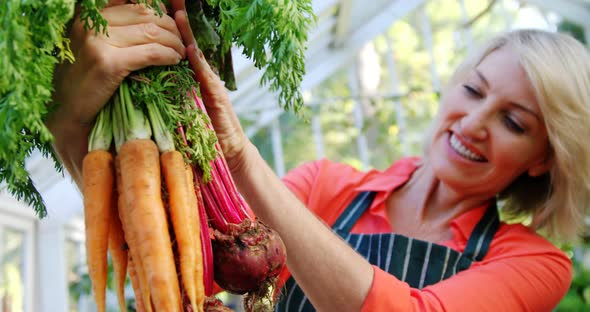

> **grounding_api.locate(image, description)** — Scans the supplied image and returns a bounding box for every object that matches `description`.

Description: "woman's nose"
[459,106,490,141]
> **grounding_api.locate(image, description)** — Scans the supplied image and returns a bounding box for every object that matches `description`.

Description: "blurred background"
[1,0,589,311]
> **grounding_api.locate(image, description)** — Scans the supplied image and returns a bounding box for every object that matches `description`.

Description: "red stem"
[192,168,214,296]
[199,177,230,232]
[186,89,257,237]
[207,166,241,223]
[213,157,249,220]
[191,91,251,220]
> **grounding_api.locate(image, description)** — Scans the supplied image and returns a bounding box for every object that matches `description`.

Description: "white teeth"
[449,134,485,161]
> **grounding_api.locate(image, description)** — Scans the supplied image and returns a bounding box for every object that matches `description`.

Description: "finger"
[120,43,183,73]
[127,0,168,13]
[155,0,168,15]
[186,44,247,160]
[101,4,181,38]
[104,0,128,8]
[186,44,234,112]
[105,23,185,57]
[186,44,225,100]
[174,9,196,47]
[169,0,186,12]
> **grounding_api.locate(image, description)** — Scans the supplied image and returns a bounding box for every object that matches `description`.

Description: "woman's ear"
[528,151,554,177]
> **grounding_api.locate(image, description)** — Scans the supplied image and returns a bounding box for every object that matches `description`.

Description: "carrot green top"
[1,0,315,217]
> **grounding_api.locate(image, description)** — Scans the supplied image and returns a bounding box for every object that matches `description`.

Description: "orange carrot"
[118,139,181,311]
[82,150,114,312]
[161,150,205,312]
[108,189,128,312]
[186,164,206,311]
[128,255,146,312]
[125,231,152,312]
[115,157,153,312]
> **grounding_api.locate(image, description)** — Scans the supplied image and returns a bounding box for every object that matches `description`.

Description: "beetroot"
[204,297,235,312]
[212,218,286,294]
[183,94,287,311]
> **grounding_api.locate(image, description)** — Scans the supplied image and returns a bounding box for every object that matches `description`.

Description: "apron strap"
[333,191,500,262]
[332,191,377,232]
[462,201,500,261]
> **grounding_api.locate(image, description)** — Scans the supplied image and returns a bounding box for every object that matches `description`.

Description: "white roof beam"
[332,0,354,48]
[270,118,286,177]
[234,86,278,115]
[313,0,340,17]
[245,105,283,138]
[235,0,427,115]
[303,0,428,93]
[349,58,370,170]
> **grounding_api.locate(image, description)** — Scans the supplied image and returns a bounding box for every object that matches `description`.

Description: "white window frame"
[64,217,92,312]
[0,196,36,312]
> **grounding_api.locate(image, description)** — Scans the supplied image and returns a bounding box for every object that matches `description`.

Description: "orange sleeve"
[281,159,322,205]
[274,160,324,291]
[276,159,365,292]
[362,232,573,312]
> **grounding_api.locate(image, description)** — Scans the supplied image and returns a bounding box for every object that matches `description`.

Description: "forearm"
[45,113,90,190]
[232,142,374,312]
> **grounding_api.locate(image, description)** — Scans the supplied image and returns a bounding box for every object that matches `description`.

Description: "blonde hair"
[442,29,590,241]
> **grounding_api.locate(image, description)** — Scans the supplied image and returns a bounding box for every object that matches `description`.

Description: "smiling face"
[428,47,553,197]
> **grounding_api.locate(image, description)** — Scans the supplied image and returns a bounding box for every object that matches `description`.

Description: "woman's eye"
[463,85,482,98]
[503,116,525,134]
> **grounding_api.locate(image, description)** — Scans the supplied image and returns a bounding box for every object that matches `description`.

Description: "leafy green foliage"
[556,241,590,311]
[186,0,237,90]
[558,20,587,45]
[208,0,316,115]
[79,0,109,33]
[0,0,76,217]
[127,62,218,181]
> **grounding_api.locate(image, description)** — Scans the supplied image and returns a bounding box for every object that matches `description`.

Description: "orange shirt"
[280,157,572,311]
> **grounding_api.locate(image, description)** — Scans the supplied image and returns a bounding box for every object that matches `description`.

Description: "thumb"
[169,0,186,12]
[186,44,227,103]
[174,9,197,48]
[187,44,249,163]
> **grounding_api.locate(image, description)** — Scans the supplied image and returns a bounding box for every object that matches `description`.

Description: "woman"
[49,2,590,311]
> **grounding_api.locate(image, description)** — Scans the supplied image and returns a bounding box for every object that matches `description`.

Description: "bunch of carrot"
[82,59,288,311]
[82,64,217,312]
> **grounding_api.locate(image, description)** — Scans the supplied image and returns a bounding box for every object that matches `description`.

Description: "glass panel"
[1,227,25,312]
[65,238,85,312]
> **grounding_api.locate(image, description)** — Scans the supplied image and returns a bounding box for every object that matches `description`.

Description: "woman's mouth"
[449,133,487,162]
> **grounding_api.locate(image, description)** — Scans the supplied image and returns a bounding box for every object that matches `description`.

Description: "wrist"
[45,111,91,187]
[226,141,259,181]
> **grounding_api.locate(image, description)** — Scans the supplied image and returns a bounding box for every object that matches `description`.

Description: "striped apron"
[275,191,500,311]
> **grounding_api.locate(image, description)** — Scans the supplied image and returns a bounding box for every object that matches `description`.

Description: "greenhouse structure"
[1,0,589,311]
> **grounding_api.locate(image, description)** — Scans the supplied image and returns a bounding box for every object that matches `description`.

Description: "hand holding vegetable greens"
[10,0,317,310]
[48,1,186,184]
[1,0,314,216]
